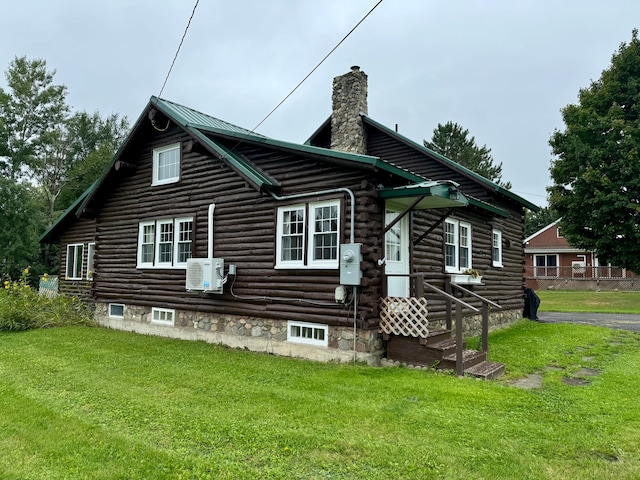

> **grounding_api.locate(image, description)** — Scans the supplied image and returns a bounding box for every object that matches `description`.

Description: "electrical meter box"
[339,243,362,286]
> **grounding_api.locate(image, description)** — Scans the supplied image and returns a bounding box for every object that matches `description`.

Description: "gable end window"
[275,200,340,269]
[137,217,193,269]
[492,230,503,268]
[66,243,84,280]
[444,219,472,274]
[152,143,181,185]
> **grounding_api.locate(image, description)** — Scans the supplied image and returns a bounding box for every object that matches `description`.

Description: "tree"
[55,111,129,211]
[0,178,45,279]
[0,56,68,181]
[35,111,129,223]
[424,121,511,189]
[549,30,640,271]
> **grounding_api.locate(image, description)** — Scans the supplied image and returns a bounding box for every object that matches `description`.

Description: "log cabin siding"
[91,126,387,329]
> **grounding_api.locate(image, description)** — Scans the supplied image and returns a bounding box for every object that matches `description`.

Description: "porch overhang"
[378,180,469,209]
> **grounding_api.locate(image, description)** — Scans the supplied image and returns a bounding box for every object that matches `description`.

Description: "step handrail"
[449,281,502,364]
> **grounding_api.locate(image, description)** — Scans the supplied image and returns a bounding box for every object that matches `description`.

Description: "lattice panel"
[379,297,429,339]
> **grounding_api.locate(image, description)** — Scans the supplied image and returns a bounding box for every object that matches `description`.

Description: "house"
[524,219,635,290]
[41,67,539,374]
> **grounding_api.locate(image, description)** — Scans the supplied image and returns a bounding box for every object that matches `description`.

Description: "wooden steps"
[385,328,505,380]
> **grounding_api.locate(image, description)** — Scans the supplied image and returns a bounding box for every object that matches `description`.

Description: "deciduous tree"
[549,30,640,271]
[0,56,68,181]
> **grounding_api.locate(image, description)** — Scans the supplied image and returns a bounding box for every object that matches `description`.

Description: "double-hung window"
[492,230,503,267]
[66,244,84,280]
[444,219,472,273]
[276,200,340,269]
[152,143,180,185]
[137,217,193,268]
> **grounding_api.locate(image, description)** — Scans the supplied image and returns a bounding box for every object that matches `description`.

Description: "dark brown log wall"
[90,123,388,329]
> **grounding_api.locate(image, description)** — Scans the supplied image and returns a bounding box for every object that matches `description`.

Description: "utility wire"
[249,0,384,133]
[158,0,200,100]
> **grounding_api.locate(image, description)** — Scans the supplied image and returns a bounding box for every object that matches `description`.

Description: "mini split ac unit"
[185,258,224,293]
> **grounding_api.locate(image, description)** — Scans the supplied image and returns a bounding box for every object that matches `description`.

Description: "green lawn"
[537,290,640,314]
[1,323,639,479]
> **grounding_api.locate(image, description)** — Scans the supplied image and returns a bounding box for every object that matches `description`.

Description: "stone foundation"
[94,303,385,365]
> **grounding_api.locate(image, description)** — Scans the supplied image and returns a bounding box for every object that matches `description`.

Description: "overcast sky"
[2,1,639,207]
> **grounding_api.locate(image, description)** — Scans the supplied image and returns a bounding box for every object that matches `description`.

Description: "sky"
[2,0,639,208]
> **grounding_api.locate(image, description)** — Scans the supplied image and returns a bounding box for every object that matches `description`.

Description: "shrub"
[0,268,93,331]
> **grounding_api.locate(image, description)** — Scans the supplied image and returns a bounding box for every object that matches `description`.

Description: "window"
[287,321,328,347]
[276,200,340,269]
[152,143,180,185]
[278,205,305,266]
[66,243,84,280]
[87,243,95,280]
[151,307,175,326]
[109,303,124,318]
[309,201,339,267]
[492,230,503,267]
[137,217,193,268]
[534,254,558,277]
[444,219,472,273]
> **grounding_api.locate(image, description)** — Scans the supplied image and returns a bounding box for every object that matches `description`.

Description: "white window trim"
[534,254,559,278]
[137,217,193,269]
[287,321,328,347]
[444,219,472,274]
[109,303,125,318]
[175,217,194,267]
[66,243,84,280]
[308,200,340,269]
[492,230,503,268]
[152,143,180,186]
[151,307,175,327]
[87,243,96,280]
[155,219,175,268]
[275,200,340,270]
[275,204,306,269]
[137,221,156,268]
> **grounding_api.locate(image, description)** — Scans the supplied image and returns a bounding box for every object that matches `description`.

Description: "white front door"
[384,204,410,297]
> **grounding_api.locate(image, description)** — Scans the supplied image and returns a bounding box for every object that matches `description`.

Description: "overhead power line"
[158,0,200,100]
[250,0,384,133]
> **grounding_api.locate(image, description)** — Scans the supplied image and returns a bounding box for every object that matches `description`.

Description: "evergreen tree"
[424,121,511,189]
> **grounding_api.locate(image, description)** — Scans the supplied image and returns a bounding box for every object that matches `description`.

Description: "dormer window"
[152,143,180,185]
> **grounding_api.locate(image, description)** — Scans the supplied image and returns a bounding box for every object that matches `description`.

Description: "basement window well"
[287,321,328,347]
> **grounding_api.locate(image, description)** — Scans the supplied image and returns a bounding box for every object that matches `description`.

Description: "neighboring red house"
[524,219,633,289]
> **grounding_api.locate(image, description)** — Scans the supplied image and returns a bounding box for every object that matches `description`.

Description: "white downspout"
[208,203,216,258]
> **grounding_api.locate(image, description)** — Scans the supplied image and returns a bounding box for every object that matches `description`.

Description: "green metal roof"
[361,114,540,212]
[378,180,469,210]
[150,96,262,138]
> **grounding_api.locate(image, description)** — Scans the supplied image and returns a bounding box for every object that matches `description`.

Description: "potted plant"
[450,268,483,284]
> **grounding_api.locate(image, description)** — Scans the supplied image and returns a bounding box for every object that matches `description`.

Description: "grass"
[1,323,639,479]
[537,290,640,314]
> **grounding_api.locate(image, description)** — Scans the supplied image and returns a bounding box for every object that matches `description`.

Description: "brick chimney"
[330,66,368,155]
